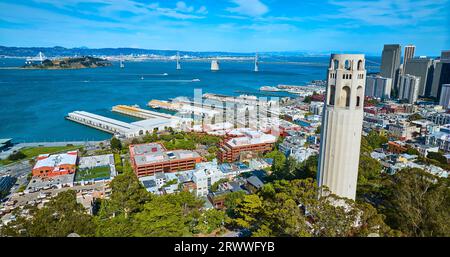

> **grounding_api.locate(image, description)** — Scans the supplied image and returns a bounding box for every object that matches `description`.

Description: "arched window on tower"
[329,85,335,105]
[356,86,364,107]
[357,60,363,70]
[344,60,351,70]
[333,59,339,70]
[341,86,351,107]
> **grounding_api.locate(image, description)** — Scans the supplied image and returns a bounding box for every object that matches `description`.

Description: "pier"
[66,111,146,138]
[112,105,174,120]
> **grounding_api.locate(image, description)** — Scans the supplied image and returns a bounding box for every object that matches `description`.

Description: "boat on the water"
[192,79,200,82]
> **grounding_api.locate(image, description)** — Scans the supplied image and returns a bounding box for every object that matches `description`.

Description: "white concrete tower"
[318,54,366,200]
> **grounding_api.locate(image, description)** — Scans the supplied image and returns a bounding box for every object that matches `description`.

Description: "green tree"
[224,191,246,218]
[8,151,26,161]
[1,191,96,237]
[110,137,122,152]
[194,209,229,234]
[382,168,450,236]
[98,170,151,219]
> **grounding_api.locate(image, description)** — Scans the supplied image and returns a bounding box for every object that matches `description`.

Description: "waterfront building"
[380,44,401,87]
[365,75,392,100]
[318,54,366,200]
[403,57,435,96]
[32,151,78,178]
[431,50,450,98]
[398,74,420,104]
[439,84,450,109]
[0,138,12,151]
[217,129,276,163]
[129,143,203,177]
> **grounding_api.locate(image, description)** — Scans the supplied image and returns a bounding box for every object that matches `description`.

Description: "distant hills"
[0,46,372,58]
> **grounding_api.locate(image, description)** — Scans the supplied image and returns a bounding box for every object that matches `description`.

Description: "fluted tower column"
[317,54,366,200]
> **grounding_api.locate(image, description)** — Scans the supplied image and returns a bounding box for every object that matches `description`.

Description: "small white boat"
[192,79,200,82]
[141,76,144,80]
[162,73,168,76]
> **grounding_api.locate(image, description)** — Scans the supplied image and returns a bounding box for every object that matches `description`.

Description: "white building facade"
[398,74,420,104]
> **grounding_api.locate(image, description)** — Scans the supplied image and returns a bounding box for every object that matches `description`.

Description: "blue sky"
[0,0,449,55]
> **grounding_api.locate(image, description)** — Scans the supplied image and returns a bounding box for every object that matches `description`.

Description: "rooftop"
[130,143,201,166]
[33,151,78,170]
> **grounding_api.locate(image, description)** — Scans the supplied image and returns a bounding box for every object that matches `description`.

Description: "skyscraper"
[440,84,450,109]
[404,57,434,96]
[431,50,450,99]
[380,44,402,92]
[318,54,366,200]
[380,44,401,83]
[403,45,416,71]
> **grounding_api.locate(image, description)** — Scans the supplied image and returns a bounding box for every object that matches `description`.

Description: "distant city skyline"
[0,0,449,56]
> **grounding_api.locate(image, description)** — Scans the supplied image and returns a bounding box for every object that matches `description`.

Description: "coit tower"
[317,54,366,200]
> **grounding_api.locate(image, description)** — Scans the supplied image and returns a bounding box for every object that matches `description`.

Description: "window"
[333,59,339,70]
[329,85,336,105]
[344,60,351,70]
[341,86,351,107]
[356,86,364,107]
[357,60,363,70]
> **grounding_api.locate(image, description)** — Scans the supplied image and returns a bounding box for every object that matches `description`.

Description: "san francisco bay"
[0,57,380,142]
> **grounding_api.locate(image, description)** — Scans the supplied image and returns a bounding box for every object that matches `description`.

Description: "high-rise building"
[403,45,416,70]
[440,84,450,109]
[431,50,450,99]
[318,54,366,200]
[398,74,420,104]
[380,44,401,88]
[403,57,434,96]
[365,75,392,100]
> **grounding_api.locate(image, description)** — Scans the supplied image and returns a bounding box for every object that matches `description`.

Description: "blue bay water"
[0,57,380,142]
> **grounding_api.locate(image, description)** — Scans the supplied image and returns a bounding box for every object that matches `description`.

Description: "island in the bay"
[23,56,112,69]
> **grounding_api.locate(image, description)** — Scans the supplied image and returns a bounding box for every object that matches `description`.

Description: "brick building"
[129,143,203,177]
[32,151,78,178]
[217,129,276,163]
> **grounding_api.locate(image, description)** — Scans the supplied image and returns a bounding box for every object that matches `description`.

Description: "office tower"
[431,50,450,99]
[380,44,401,85]
[404,57,434,96]
[403,45,416,70]
[318,54,366,200]
[440,84,450,109]
[398,74,420,104]
[365,75,392,100]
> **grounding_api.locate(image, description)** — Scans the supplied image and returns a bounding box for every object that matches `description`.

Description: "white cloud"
[197,6,208,15]
[175,1,194,13]
[226,0,269,17]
